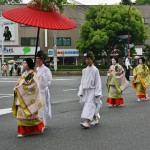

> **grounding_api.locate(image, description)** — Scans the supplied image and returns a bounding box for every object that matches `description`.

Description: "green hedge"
[50,65,109,71]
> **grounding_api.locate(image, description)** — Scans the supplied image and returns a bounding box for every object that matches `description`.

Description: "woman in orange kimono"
[132,57,150,102]
[12,58,44,137]
[106,58,130,107]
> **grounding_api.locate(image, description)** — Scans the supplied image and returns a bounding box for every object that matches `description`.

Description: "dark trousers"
[9,68,13,76]
[125,68,130,81]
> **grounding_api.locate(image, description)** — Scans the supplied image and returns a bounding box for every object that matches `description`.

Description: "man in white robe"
[36,50,52,129]
[78,52,102,128]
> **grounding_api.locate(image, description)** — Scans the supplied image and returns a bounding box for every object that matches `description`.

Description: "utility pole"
[53,31,57,71]
[127,4,132,57]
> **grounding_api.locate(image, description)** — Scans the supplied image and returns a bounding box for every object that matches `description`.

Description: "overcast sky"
[23,0,136,5]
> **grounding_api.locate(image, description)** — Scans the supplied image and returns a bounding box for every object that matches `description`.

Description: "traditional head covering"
[36,50,47,61]
[24,58,34,69]
[85,52,95,60]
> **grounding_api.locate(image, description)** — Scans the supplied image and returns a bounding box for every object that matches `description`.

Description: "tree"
[143,44,150,64]
[136,0,150,5]
[76,5,148,64]
[120,0,132,5]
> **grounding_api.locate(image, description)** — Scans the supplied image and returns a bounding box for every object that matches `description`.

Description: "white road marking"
[0,94,13,99]
[2,78,16,79]
[0,78,78,83]
[0,108,12,116]
[0,94,13,95]
[53,79,77,81]
[62,89,77,92]
[0,96,13,99]
[0,81,16,83]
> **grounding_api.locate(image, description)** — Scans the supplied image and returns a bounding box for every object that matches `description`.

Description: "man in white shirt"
[125,56,132,81]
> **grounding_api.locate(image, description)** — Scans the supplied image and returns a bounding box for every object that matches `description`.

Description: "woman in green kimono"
[132,57,150,102]
[106,58,130,107]
[13,58,44,137]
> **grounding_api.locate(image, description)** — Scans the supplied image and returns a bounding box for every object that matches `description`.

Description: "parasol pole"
[34,27,40,64]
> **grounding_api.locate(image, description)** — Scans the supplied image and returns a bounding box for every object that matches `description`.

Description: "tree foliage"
[143,44,150,64]
[120,0,132,5]
[136,0,150,5]
[76,5,148,63]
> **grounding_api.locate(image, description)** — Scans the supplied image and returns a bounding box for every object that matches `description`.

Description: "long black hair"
[24,58,34,69]
[112,57,119,63]
[138,57,145,64]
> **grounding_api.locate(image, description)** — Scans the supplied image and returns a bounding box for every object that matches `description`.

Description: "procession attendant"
[125,56,132,81]
[36,50,52,129]
[106,58,130,107]
[13,58,44,138]
[78,52,102,129]
[132,57,150,102]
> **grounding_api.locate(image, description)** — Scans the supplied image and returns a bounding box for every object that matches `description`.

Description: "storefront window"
[56,37,71,46]
[21,38,37,46]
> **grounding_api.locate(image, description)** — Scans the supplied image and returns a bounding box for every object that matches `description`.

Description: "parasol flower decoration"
[28,0,73,13]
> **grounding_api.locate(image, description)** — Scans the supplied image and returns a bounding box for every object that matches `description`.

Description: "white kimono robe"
[78,65,102,121]
[37,64,52,126]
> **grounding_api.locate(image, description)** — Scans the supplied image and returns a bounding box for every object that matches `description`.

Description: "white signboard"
[135,48,143,55]
[48,49,79,57]
[0,47,40,55]
[0,17,19,45]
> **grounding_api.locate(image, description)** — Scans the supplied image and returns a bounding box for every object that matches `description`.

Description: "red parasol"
[2,0,76,61]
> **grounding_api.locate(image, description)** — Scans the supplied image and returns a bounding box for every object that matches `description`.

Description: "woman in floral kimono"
[12,58,44,137]
[106,58,130,107]
[132,57,150,102]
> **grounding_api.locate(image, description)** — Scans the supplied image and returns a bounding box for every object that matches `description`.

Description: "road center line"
[62,89,77,92]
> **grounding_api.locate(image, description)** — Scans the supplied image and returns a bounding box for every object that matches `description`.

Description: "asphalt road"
[0,75,150,150]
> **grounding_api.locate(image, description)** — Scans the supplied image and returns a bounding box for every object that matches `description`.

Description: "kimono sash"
[12,71,43,117]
